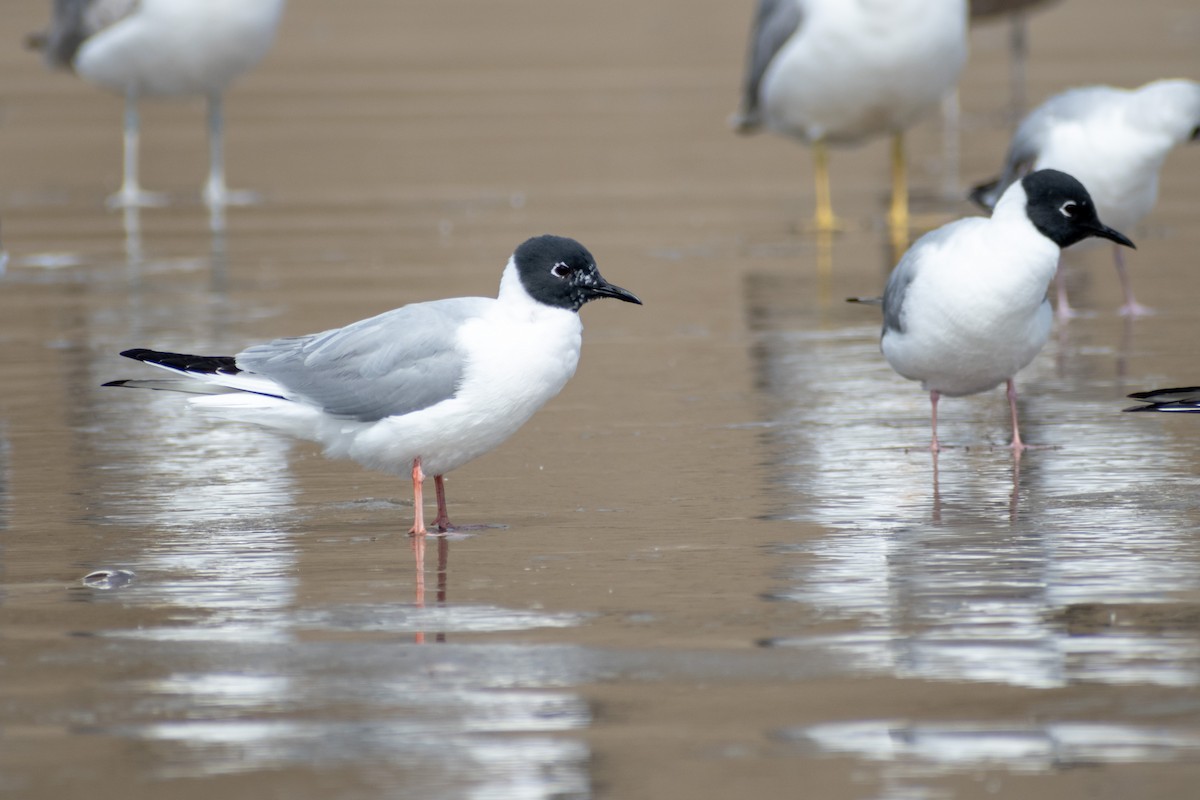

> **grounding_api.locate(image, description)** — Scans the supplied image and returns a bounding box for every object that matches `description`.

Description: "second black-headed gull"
[104,235,642,535]
[882,169,1133,452]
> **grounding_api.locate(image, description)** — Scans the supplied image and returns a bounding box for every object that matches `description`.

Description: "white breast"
[882,216,1059,397]
[341,299,583,478]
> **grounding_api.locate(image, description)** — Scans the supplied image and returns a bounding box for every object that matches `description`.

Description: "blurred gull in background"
[971,79,1200,318]
[28,0,286,209]
[732,0,969,247]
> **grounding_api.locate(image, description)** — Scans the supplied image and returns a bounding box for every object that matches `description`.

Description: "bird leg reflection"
[811,141,841,233]
[411,531,449,645]
[931,447,942,524]
[1009,446,1022,522]
[122,205,143,269]
[929,389,942,452]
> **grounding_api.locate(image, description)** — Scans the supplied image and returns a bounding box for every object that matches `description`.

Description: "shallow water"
[2,1,1200,798]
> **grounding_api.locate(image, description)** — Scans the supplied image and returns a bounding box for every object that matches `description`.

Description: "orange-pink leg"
[409,457,427,535]
[929,389,942,452]
[432,475,452,532]
[1007,379,1027,451]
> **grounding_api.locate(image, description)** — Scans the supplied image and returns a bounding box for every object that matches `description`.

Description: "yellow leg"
[812,141,839,233]
[888,132,909,250]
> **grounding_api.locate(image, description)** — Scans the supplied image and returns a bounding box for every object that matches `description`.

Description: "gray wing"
[236,297,492,422]
[32,0,139,68]
[881,222,974,335]
[882,250,919,336]
[971,85,1118,208]
[732,0,803,132]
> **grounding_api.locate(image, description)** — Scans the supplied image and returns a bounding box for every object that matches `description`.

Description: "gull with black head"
[104,235,642,535]
[881,169,1134,451]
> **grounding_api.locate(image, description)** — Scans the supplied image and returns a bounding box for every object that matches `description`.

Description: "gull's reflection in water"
[784,717,1200,797]
[412,534,451,644]
[120,204,229,292]
[94,384,301,641]
[89,304,590,796]
[753,315,1200,688]
[122,206,143,269]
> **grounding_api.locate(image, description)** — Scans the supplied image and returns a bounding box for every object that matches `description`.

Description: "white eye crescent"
[1059,201,1078,218]
[551,262,574,278]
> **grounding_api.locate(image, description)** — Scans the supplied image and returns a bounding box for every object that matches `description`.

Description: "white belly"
[74,0,286,97]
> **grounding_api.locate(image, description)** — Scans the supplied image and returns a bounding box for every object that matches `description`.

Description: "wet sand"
[2,1,1200,798]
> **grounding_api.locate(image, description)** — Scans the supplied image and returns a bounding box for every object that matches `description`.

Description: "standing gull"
[971,79,1200,317]
[104,235,642,535]
[29,0,286,208]
[881,170,1133,451]
[732,0,969,243]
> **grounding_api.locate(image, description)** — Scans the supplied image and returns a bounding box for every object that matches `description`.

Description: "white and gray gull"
[732,0,968,244]
[28,0,286,208]
[882,169,1134,452]
[971,79,1200,317]
[104,235,642,535]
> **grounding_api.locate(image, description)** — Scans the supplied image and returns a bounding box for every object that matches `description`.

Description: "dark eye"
[551,262,575,279]
[1059,201,1077,218]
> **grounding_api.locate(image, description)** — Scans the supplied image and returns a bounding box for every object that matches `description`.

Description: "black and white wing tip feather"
[1123,386,1200,413]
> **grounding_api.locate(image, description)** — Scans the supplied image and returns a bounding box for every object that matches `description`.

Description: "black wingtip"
[102,380,133,388]
[119,348,161,362]
[115,348,239,374]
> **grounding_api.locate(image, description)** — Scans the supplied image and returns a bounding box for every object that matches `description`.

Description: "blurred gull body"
[733,0,969,243]
[29,0,287,208]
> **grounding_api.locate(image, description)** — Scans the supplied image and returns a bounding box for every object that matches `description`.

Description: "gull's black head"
[1021,169,1136,251]
[514,235,642,312]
